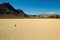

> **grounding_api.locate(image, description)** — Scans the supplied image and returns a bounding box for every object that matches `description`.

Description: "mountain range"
[0,2,60,19]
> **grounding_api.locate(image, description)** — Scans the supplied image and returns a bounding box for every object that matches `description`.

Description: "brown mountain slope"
[0,2,28,18]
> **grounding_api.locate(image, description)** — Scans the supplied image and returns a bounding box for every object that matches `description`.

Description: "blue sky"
[0,0,60,15]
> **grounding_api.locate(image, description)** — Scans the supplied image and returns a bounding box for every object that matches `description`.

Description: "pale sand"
[0,19,60,40]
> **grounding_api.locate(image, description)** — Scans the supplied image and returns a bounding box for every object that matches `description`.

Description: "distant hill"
[0,2,28,18]
[0,2,60,19]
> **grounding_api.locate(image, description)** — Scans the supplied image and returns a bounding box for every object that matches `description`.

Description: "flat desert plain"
[0,19,60,40]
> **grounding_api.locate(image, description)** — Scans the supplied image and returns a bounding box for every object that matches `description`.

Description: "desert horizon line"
[0,2,60,19]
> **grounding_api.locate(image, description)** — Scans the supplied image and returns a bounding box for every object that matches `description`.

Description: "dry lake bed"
[0,19,60,40]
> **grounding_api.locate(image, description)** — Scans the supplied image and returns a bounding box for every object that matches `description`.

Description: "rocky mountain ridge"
[0,2,60,19]
[0,2,28,18]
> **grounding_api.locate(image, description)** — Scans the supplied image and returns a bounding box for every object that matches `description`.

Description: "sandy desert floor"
[0,19,60,40]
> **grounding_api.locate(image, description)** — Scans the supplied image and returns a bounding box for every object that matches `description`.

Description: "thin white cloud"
[46,11,57,14]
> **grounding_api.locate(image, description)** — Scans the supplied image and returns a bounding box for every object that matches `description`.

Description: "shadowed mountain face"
[0,2,28,18]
